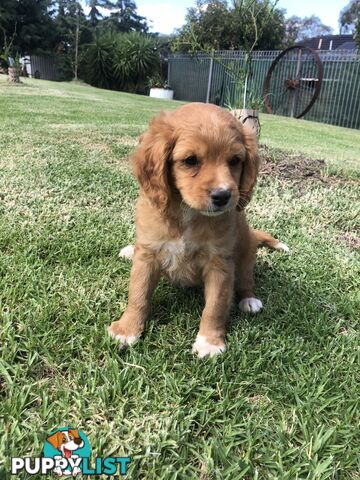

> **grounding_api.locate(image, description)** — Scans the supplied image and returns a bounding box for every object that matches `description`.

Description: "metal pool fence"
[168,50,360,130]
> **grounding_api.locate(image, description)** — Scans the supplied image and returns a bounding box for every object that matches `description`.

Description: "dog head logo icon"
[47,428,84,459]
[43,427,90,476]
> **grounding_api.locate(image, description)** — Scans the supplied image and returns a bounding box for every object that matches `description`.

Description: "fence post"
[206,52,214,103]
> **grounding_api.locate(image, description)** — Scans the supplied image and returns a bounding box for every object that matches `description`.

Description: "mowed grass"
[0,75,359,479]
[260,114,360,177]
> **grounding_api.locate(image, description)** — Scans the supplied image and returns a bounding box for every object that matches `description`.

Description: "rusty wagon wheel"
[263,46,323,119]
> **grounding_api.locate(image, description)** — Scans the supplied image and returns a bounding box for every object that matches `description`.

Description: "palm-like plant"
[81,0,157,90]
[80,31,117,89]
[113,32,159,91]
[80,31,159,92]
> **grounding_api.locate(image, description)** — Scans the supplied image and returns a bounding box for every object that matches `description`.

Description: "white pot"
[149,88,174,100]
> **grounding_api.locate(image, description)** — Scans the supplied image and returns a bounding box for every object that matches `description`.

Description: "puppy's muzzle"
[210,188,231,208]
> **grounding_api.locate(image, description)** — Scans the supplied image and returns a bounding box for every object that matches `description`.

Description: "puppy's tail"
[253,229,289,252]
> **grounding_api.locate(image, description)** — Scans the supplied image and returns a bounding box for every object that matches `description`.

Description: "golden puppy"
[108,103,288,357]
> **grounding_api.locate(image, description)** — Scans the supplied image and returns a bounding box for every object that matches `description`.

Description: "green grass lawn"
[0,76,359,479]
[260,114,360,177]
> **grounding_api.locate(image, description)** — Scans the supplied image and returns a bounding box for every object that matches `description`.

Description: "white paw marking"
[239,297,263,313]
[192,334,226,358]
[119,245,135,260]
[275,242,290,253]
[107,327,139,347]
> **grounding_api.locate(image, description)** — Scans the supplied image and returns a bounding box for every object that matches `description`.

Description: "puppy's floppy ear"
[69,428,79,438]
[132,111,175,212]
[47,432,62,450]
[69,428,84,446]
[237,122,259,209]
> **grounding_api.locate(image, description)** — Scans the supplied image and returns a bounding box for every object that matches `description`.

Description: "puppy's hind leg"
[253,229,289,253]
[119,245,135,260]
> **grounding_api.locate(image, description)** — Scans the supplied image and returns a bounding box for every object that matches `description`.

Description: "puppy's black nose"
[210,188,231,207]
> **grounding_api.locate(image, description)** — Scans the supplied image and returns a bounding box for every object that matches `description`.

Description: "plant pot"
[149,88,174,100]
[231,108,259,138]
[8,66,21,83]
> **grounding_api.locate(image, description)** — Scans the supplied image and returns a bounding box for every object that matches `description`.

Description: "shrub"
[80,31,160,93]
[80,32,117,89]
[113,32,160,93]
[55,53,74,81]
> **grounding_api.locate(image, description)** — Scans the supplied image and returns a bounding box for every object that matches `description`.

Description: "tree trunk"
[74,4,80,81]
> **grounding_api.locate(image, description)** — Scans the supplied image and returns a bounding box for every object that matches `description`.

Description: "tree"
[172,0,285,52]
[0,0,17,47]
[339,0,360,39]
[55,0,82,53]
[231,0,285,51]
[299,15,333,39]
[100,0,148,33]
[54,0,92,79]
[181,0,233,51]
[284,15,333,46]
[87,0,103,27]
[0,0,56,55]
[283,15,302,45]
[0,0,17,64]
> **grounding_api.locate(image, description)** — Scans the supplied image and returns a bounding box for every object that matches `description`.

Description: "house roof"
[295,34,356,51]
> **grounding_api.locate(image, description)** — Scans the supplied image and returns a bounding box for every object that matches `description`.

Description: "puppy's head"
[47,429,84,457]
[132,103,259,215]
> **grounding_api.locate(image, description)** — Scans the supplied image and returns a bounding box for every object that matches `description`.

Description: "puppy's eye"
[229,155,241,167]
[183,156,199,167]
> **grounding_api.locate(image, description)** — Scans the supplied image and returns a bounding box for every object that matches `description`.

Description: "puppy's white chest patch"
[157,239,187,271]
[154,231,202,286]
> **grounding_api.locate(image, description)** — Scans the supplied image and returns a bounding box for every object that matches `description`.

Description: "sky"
[134,0,349,35]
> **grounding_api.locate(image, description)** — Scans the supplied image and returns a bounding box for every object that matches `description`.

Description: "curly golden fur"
[108,103,286,357]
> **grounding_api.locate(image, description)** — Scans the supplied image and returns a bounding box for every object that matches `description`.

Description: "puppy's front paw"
[239,297,263,313]
[108,318,141,348]
[119,245,135,260]
[192,335,226,358]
